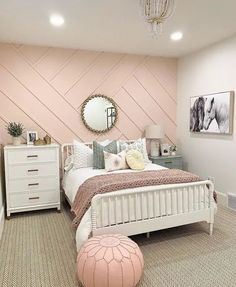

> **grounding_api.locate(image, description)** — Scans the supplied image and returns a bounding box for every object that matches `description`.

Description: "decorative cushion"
[73,140,110,169]
[126,150,145,170]
[73,140,93,169]
[93,140,117,169]
[104,150,128,172]
[119,138,150,164]
[77,234,144,287]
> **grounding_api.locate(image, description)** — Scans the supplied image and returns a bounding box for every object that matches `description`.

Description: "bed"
[61,142,216,251]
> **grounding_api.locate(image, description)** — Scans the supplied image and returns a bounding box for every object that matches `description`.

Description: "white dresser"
[4,144,60,217]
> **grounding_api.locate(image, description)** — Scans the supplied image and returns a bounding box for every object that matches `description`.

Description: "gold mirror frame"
[81,94,118,134]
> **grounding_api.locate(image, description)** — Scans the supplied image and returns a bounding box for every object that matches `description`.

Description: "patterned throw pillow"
[119,138,150,163]
[93,140,118,169]
[126,150,145,170]
[73,140,93,169]
[104,150,129,172]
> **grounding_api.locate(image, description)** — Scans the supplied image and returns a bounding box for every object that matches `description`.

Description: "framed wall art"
[190,91,234,134]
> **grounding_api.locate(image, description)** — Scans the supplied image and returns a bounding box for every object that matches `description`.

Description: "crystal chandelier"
[140,0,175,36]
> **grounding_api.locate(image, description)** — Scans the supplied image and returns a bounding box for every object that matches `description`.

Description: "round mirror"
[81,94,118,133]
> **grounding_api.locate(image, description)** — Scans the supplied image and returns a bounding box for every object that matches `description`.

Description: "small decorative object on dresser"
[6,122,24,146]
[149,155,183,170]
[160,143,170,156]
[170,144,177,156]
[44,134,51,145]
[27,131,38,145]
[145,124,164,156]
[4,144,60,218]
[34,138,46,146]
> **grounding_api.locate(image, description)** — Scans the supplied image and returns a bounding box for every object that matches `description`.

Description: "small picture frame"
[161,143,170,156]
[27,131,38,145]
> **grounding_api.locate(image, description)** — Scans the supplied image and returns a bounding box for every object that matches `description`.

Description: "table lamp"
[145,125,164,157]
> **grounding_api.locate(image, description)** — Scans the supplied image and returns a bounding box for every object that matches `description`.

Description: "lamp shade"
[145,125,164,139]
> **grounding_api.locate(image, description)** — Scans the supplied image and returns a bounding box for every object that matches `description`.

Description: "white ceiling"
[0,0,236,57]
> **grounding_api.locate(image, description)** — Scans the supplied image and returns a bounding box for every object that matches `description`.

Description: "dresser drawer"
[7,148,57,165]
[8,177,58,193]
[9,191,59,208]
[8,162,58,179]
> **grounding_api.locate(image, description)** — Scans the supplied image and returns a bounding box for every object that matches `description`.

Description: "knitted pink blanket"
[71,169,200,228]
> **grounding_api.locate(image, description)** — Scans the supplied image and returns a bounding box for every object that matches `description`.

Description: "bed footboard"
[91,180,215,236]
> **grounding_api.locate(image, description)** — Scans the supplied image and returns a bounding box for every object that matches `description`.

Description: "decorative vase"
[12,136,21,146]
[44,134,51,145]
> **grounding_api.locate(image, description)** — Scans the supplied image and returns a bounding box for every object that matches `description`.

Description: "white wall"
[177,36,236,195]
[0,147,4,239]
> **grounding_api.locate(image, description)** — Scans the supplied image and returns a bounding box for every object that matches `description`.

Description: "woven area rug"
[0,204,235,287]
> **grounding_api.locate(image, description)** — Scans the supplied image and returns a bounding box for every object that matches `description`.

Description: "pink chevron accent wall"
[0,43,177,145]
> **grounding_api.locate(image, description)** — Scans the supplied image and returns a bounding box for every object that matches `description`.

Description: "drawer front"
[7,148,57,165]
[153,158,182,169]
[8,162,58,179]
[9,191,60,208]
[8,177,59,193]
[171,159,183,169]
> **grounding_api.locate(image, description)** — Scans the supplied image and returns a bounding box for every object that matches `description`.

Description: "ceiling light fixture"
[50,14,65,27]
[170,31,183,41]
[140,0,175,36]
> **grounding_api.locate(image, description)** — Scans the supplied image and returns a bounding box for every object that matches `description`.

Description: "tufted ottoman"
[77,234,144,287]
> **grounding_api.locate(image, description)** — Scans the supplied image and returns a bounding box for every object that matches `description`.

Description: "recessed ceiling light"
[50,14,65,27]
[170,31,183,41]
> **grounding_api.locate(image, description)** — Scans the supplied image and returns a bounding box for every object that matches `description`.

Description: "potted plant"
[170,145,177,156]
[6,122,24,146]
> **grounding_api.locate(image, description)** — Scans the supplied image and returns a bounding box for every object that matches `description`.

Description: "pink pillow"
[104,150,129,172]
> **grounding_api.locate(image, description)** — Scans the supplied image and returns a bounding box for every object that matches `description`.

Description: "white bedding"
[62,163,166,251]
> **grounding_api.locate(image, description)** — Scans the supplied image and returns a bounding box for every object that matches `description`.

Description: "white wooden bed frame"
[61,143,215,237]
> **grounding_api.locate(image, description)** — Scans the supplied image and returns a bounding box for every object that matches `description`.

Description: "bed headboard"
[61,140,135,172]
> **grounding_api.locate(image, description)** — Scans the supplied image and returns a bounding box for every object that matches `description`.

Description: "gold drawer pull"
[27,155,38,158]
[28,169,39,172]
[28,183,39,187]
[164,161,172,164]
[29,197,40,200]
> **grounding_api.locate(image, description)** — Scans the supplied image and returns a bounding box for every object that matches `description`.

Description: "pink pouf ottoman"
[77,234,144,287]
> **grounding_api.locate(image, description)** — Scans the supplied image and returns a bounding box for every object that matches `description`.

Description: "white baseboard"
[0,206,4,240]
[216,191,227,207]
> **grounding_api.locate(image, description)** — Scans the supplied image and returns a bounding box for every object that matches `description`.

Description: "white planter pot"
[12,137,21,146]
[170,151,176,156]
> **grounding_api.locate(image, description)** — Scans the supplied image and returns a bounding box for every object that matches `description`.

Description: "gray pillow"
[93,140,117,169]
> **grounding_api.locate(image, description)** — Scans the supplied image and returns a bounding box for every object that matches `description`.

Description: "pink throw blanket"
[71,169,200,228]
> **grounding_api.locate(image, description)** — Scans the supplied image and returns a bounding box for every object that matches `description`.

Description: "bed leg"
[146,232,150,239]
[209,223,213,236]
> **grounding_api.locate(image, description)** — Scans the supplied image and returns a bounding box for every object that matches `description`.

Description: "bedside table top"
[149,155,182,160]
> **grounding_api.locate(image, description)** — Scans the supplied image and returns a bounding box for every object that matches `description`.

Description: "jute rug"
[0,204,235,287]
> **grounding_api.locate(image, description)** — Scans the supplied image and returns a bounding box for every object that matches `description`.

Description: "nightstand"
[4,144,60,217]
[149,155,183,170]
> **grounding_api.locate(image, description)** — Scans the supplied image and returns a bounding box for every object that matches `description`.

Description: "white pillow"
[73,140,93,169]
[104,150,129,172]
[119,138,150,164]
[73,139,111,169]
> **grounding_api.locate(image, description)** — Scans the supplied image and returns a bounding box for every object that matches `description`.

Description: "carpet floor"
[0,205,236,287]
